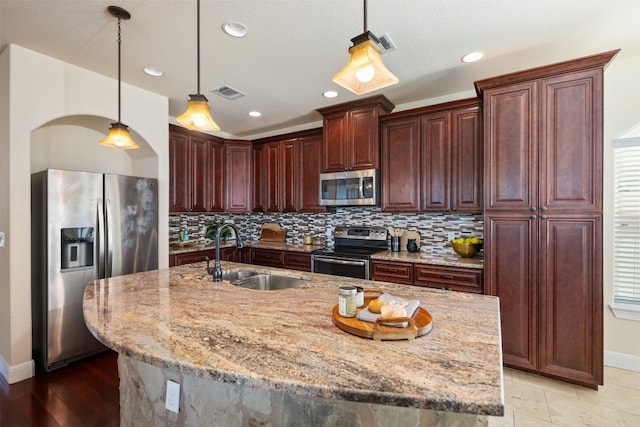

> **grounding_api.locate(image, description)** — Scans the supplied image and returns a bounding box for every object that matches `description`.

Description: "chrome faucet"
[211,223,243,282]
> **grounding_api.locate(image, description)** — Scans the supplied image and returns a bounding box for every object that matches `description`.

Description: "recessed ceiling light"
[142,65,164,77]
[461,52,484,63]
[248,111,261,117]
[222,21,248,38]
[323,90,338,98]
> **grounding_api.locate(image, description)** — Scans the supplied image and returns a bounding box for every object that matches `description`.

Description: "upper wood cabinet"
[169,124,224,213]
[253,129,323,213]
[476,49,618,388]
[380,99,482,213]
[224,141,253,212]
[317,95,394,172]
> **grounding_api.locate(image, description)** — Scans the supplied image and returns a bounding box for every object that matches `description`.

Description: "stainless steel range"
[311,226,388,279]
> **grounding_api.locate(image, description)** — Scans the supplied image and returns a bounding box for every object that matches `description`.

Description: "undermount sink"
[220,269,260,282]
[231,274,308,290]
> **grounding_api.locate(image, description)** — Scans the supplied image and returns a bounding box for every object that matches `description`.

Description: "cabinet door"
[349,106,379,170]
[169,131,191,212]
[484,81,538,212]
[207,140,225,212]
[283,251,312,271]
[381,116,421,212]
[298,133,325,212]
[451,106,483,213]
[539,70,603,213]
[252,145,265,212]
[251,248,284,268]
[484,213,538,371]
[173,250,216,266]
[189,135,210,212]
[421,112,450,212]
[264,142,281,212]
[281,140,298,212]
[322,110,349,172]
[538,214,602,387]
[225,142,252,212]
[414,265,483,294]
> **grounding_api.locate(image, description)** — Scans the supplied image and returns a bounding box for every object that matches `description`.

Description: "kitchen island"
[83,262,504,426]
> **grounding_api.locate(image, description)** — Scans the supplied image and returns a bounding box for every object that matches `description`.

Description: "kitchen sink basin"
[231,274,308,290]
[220,269,260,282]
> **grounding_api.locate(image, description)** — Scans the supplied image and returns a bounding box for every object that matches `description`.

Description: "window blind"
[613,137,640,305]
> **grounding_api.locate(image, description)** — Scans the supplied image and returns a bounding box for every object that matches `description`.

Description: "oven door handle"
[313,256,367,267]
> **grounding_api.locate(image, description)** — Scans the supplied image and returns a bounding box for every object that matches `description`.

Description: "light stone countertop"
[83,262,503,416]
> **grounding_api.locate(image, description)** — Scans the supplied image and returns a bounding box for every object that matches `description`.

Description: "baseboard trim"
[604,349,640,372]
[0,353,35,384]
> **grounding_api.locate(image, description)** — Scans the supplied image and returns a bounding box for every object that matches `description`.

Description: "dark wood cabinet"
[250,248,285,268]
[317,95,394,172]
[253,129,323,213]
[169,125,224,213]
[298,133,325,212]
[381,116,421,212]
[283,251,312,272]
[225,141,253,212]
[476,50,618,388]
[414,264,483,294]
[380,99,482,213]
[371,260,414,285]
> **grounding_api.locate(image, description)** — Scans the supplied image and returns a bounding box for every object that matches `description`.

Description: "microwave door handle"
[359,180,364,199]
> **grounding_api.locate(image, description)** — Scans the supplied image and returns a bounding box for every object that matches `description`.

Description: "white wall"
[602,53,640,370]
[0,44,169,384]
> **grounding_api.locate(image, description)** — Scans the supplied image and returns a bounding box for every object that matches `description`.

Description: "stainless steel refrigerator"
[31,169,158,371]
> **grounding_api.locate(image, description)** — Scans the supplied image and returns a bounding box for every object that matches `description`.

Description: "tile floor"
[488,366,640,426]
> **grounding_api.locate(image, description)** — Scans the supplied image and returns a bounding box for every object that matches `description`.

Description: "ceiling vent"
[376,33,397,53]
[212,85,246,100]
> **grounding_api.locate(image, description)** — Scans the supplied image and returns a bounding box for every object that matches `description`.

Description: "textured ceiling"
[1,0,639,139]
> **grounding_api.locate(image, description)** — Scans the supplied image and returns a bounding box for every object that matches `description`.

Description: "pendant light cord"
[117,15,122,123]
[363,0,368,33]
[196,0,201,94]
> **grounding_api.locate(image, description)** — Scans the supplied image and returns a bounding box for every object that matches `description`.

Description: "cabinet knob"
[530,214,537,219]
[440,274,454,279]
[540,206,547,212]
[530,206,537,212]
[541,215,547,219]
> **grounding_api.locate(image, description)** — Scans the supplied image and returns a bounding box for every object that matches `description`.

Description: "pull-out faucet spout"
[213,224,243,282]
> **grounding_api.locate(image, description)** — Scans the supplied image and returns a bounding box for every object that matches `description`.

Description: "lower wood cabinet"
[283,251,312,271]
[414,264,483,294]
[170,247,239,267]
[371,260,414,285]
[371,260,483,293]
[250,248,285,268]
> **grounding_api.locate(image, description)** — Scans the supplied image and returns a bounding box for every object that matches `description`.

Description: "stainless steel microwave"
[319,169,379,206]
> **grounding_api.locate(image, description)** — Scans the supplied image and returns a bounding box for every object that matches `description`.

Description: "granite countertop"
[169,240,323,255]
[372,250,484,269]
[83,262,503,416]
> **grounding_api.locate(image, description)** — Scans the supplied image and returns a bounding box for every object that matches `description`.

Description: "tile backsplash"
[170,208,483,256]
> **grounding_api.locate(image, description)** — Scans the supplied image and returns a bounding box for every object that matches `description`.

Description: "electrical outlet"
[0,232,4,248]
[447,232,456,242]
[165,380,180,413]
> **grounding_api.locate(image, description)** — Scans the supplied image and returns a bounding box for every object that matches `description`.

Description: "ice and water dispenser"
[61,227,94,269]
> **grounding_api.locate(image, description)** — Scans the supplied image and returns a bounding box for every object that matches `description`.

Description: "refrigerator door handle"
[97,199,105,279]
[105,199,113,277]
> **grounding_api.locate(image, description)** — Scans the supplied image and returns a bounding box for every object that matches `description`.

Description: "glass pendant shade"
[99,122,140,149]
[332,32,398,95]
[176,94,221,131]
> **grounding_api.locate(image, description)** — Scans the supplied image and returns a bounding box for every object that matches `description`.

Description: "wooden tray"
[332,295,433,341]
[170,241,198,249]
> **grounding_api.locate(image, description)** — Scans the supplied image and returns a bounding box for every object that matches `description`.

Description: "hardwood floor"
[0,351,119,427]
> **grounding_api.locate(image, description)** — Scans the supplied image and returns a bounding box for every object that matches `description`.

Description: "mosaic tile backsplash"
[170,208,484,256]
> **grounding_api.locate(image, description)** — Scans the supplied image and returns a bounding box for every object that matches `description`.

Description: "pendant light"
[176,0,220,131]
[332,0,398,95]
[99,6,139,150]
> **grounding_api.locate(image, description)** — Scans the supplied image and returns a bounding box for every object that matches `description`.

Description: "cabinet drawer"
[371,261,414,285]
[283,251,312,271]
[251,248,285,267]
[414,265,483,293]
[172,250,216,266]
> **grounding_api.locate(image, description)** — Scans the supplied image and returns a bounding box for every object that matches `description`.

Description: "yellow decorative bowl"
[451,241,483,258]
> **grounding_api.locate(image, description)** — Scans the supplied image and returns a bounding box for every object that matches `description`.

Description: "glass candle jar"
[338,286,357,317]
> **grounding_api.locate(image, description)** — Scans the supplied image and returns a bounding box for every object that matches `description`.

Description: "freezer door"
[104,174,158,277]
[43,169,105,369]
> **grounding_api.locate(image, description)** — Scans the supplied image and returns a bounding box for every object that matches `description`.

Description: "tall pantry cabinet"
[475,50,618,388]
